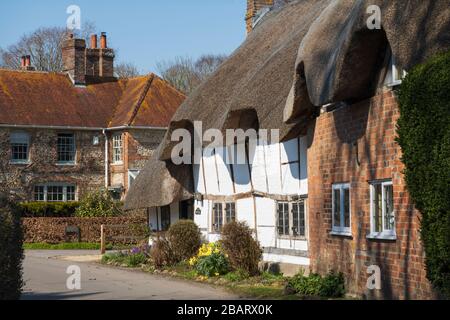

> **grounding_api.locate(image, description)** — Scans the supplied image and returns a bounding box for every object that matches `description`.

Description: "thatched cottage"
[125,0,450,299]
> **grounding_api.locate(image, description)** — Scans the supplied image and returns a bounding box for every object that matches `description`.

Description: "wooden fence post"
[100,224,106,255]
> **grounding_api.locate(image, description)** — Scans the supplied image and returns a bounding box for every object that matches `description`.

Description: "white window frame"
[368,180,396,240]
[56,133,76,165]
[112,134,123,164]
[211,202,236,233]
[276,200,307,239]
[33,183,77,202]
[331,183,352,236]
[10,131,30,164]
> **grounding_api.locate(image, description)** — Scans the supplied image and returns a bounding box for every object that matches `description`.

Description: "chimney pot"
[25,55,31,67]
[90,34,98,49]
[100,32,107,49]
[20,56,26,68]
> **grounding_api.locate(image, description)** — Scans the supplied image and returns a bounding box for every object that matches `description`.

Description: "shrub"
[75,189,122,217]
[396,51,450,297]
[286,271,345,298]
[220,221,262,276]
[18,202,80,217]
[150,236,175,268]
[167,220,202,262]
[0,196,24,300]
[195,252,230,277]
[189,243,230,277]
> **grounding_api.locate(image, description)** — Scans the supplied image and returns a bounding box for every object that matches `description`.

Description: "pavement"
[22,250,238,300]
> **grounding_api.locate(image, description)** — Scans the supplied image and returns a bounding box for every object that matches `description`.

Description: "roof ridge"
[151,73,186,97]
[126,74,155,126]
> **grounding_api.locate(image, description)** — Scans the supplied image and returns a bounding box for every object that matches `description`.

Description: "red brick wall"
[307,89,435,299]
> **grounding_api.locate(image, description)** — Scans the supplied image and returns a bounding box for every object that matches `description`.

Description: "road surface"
[22,250,238,300]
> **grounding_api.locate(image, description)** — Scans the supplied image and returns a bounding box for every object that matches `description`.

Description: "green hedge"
[18,202,80,217]
[0,196,24,300]
[397,51,450,298]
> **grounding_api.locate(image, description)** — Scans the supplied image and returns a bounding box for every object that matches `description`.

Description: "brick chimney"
[99,32,114,77]
[246,0,273,34]
[63,32,115,84]
[85,34,100,77]
[246,0,292,34]
[62,33,86,85]
[20,55,35,71]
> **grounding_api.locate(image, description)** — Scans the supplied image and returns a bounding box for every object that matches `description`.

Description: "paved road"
[22,250,238,300]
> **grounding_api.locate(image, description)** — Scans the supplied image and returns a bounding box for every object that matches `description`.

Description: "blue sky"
[0,0,247,73]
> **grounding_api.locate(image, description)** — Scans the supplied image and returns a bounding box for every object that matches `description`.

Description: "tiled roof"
[0,69,185,129]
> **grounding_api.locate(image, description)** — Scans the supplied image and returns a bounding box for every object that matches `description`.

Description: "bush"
[75,189,122,217]
[221,221,262,276]
[0,196,24,300]
[397,51,450,297]
[286,271,345,298]
[189,243,230,277]
[195,252,230,277]
[18,202,80,217]
[150,236,175,268]
[167,220,202,262]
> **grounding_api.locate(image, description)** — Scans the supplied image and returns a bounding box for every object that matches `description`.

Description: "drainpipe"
[103,129,109,188]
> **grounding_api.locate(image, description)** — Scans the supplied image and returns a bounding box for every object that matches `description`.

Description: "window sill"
[386,80,402,88]
[330,230,353,238]
[277,236,307,241]
[56,162,76,166]
[111,162,124,166]
[367,233,397,241]
[10,161,31,165]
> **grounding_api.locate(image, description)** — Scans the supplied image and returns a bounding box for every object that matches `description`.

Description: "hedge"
[397,51,450,298]
[22,215,148,244]
[0,196,24,300]
[18,202,80,217]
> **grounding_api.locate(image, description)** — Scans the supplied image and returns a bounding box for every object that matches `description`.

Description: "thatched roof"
[124,146,193,211]
[125,0,450,210]
[157,0,450,160]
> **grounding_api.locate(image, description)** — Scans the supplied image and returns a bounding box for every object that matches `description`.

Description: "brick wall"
[307,89,435,299]
[0,128,104,201]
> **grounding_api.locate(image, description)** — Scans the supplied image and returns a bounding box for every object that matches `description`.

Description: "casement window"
[10,131,30,163]
[57,133,76,164]
[160,205,171,231]
[33,184,77,202]
[369,180,396,240]
[128,170,140,188]
[332,183,351,236]
[112,134,123,164]
[277,200,306,238]
[212,202,236,233]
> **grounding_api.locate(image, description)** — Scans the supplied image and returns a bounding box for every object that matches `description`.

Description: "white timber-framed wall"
[192,136,310,267]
